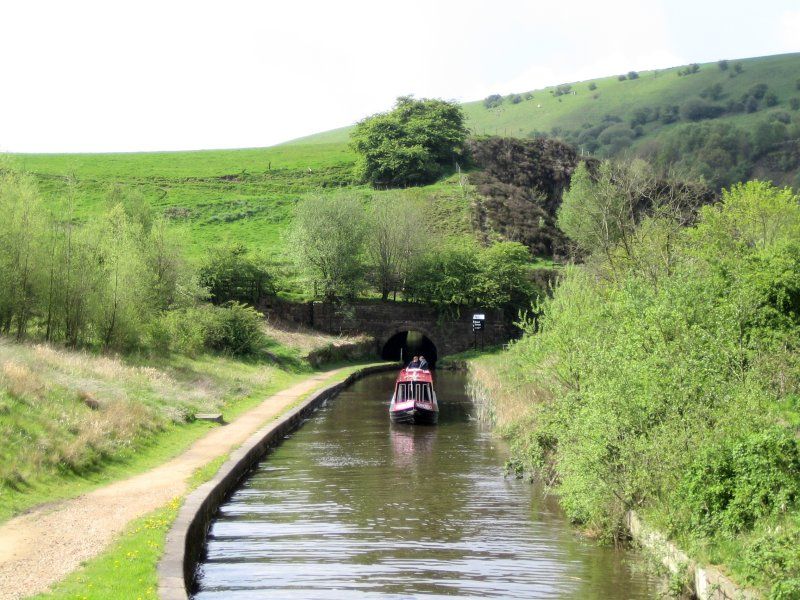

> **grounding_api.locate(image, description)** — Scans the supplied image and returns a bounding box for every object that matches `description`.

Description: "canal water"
[194,371,658,599]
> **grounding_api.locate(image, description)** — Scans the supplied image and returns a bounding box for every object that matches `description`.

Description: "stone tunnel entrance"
[380,330,438,366]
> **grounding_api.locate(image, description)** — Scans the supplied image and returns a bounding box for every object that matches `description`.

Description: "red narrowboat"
[389,368,438,425]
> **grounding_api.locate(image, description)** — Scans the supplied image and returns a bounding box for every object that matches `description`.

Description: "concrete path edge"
[157,363,397,600]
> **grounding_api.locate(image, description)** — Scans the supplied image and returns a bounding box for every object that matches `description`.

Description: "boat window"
[397,384,404,402]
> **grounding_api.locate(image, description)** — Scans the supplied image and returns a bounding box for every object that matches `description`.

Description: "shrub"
[678,429,800,535]
[483,94,503,109]
[734,62,744,74]
[203,302,265,355]
[749,83,769,100]
[765,91,779,107]
[508,94,523,104]
[524,92,534,100]
[746,96,760,113]
[769,111,792,124]
[700,82,724,101]
[617,74,627,81]
[661,105,680,124]
[627,71,639,80]
[718,59,729,71]
[554,84,572,97]
[680,97,726,121]
[588,82,597,91]
[790,98,800,111]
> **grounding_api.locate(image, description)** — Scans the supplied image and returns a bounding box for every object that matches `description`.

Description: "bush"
[203,302,265,355]
[791,98,800,111]
[483,94,503,109]
[700,82,724,101]
[765,91,779,107]
[746,96,760,113]
[680,97,726,121]
[554,84,572,97]
[660,105,680,124]
[508,94,522,104]
[718,59,729,71]
[617,74,627,81]
[734,62,744,74]
[678,429,800,535]
[749,83,769,100]
[627,71,639,80]
[588,82,597,91]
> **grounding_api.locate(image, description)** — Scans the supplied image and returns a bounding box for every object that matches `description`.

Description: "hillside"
[295,52,800,188]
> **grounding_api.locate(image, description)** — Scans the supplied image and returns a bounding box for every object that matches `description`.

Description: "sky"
[1,0,798,153]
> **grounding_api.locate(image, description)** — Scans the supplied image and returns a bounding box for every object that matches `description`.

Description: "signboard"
[472,313,485,332]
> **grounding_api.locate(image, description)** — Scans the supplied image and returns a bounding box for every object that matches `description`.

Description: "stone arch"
[379,323,440,366]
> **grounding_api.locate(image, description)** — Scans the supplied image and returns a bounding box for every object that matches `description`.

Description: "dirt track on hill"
[0,369,346,599]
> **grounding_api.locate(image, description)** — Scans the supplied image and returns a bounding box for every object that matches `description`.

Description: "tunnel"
[381,330,438,367]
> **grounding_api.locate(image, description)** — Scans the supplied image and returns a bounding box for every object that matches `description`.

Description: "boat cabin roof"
[396,368,433,384]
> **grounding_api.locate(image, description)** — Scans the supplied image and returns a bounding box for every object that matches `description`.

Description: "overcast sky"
[2,0,798,153]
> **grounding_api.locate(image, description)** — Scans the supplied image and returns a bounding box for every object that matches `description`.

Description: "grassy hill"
[7,52,799,292]
[294,52,800,187]
[294,52,800,146]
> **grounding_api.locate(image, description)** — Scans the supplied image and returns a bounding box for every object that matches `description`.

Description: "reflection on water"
[194,371,657,599]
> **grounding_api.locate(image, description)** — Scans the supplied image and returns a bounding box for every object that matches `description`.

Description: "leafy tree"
[509,93,523,104]
[764,91,779,107]
[483,94,503,109]
[734,61,744,74]
[680,97,726,121]
[290,193,367,301]
[749,83,769,100]
[718,59,729,71]
[588,82,597,91]
[365,193,427,301]
[474,241,538,316]
[350,96,467,187]
[790,97,800,111]
[199,243,274,306]
[627,71,639,80]
[617,74,627,81]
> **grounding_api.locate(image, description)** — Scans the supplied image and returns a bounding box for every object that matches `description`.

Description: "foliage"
[680,97,726,121]
[202,302,266,356]
[477,180,800,594]
[199,243,274,306]
[0,172,193,351]
[350,96,468,187]
[483,94,503,109]
[405,241,539,314]
[290,193,367,301]
[365,193,428,300]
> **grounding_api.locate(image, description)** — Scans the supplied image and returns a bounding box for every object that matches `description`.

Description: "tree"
[350,96,468,188]
[627,71,639,80]
[718,59,729,71]
[290,193,367,301]
[199,243,273,306]
[680,97,726,121]
[365,193,427,301]
[483,94,503,109]
[588,82,597,91]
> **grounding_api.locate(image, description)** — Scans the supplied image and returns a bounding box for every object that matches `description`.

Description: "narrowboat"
[389,368,438,425]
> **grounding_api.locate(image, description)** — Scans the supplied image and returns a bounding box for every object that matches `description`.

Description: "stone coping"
[157,363,397,600]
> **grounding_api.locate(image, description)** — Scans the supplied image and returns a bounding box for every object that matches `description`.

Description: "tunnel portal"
[380,330,438,367]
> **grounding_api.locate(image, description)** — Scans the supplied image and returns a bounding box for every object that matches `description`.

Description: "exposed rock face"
[466,136,595,259]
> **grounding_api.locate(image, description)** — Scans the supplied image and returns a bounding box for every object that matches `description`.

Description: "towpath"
[0,367,350,599]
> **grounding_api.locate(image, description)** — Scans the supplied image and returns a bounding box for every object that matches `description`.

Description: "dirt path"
[0,368,348,599]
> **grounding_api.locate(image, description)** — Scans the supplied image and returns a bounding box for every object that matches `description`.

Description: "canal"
[194,370,658,598]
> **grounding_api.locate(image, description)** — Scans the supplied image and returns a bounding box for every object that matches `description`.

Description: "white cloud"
[778,10,800,52]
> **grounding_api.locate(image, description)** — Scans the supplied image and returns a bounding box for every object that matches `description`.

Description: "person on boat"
[418,355,429,370]
[408,356,421,369]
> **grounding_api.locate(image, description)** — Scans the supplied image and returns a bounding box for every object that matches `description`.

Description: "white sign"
[472,313,485,320]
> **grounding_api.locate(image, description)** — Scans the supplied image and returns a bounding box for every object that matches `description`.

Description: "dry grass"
[0,335,291,504]
[262,316,369,355]
[466,355,552,430]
